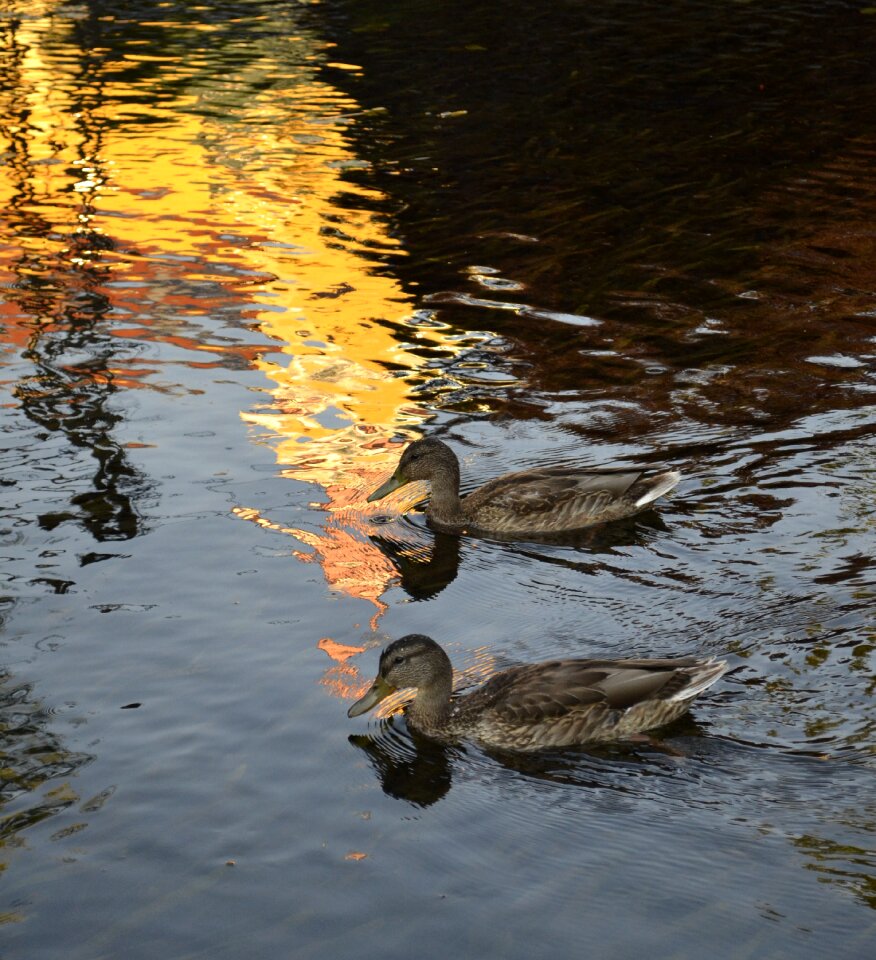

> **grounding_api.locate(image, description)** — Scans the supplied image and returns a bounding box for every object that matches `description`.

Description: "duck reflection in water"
[348,635,727,752]
[368,498,672,605]
[349,727,455,807]
[349,711,715,807]
[368,528,462,601]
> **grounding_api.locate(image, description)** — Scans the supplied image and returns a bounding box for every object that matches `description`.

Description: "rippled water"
[1,1,874,957]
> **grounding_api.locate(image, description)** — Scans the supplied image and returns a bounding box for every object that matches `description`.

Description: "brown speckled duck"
[366,437,681,535]
[348,634,728,751]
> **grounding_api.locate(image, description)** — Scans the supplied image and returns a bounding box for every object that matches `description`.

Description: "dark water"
[1,1,874,956]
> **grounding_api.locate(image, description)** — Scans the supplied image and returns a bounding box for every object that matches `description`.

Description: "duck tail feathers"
[668,658,729,702]
[634,469,682,508]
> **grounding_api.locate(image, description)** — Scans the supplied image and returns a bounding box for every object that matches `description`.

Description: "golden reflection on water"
[0,5,468,659]
[211,53,469,638]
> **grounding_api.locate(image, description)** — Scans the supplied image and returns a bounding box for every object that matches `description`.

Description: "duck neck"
[408,675,454,731]
[427,462,464,525]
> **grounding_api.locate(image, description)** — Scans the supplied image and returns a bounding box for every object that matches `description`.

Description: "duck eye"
[393,655,405,665]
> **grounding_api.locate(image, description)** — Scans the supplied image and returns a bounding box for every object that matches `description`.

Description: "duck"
[347,634,728,750]
[366,437,681,535]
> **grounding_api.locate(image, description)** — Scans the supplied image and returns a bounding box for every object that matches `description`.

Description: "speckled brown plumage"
[348,635,728,751]
[366,437,681,535]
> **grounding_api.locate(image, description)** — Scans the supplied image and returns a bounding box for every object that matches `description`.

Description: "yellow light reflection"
[206,60,466,633]
[0,5,466,703]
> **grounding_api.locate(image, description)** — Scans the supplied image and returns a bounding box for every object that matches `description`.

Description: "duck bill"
[347,676,396,718]
[366,471,408,503]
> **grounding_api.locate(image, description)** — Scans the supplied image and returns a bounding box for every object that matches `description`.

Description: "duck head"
[347,634,452,717]
[366,438,459,502]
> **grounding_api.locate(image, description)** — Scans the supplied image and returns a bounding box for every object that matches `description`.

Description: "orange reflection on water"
[318,638,366,663]
[233,502,396,628]
[199,45,467,632]
[0,5,468,695]
[318,636,369,704]
[0,10,270,388]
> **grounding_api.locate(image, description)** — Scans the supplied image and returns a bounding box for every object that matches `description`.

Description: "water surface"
[0,1,874,957]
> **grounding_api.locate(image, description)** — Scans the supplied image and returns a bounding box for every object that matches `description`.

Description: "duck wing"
[478,657,725,724]
[464,466,649,533]
[472,661,606,723]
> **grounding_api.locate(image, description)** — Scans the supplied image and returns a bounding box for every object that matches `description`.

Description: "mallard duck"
[348,634,728,750]
[366,437,680,535]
